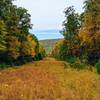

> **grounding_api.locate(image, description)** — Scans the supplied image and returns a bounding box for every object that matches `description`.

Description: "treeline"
[51,0,100,70]
[0,0,46,67]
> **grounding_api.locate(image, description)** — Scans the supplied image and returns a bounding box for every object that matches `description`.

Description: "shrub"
[0,63,10,69]
[32,45,46,61]
[95,60,100,74]
[39,45,46,59]
[51,40,68,60]
[65,56,86,70]
[70,62,86,70]
[66,56,76,64]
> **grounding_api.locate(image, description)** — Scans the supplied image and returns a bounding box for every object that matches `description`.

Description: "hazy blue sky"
[14,0,84,31]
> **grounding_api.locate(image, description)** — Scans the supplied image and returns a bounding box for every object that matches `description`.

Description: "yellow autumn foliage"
[7,36,21,59]
[79,10,100,46]
[21,34,37,57]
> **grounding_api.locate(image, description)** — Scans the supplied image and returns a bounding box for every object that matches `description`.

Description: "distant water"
[33,30,63,40]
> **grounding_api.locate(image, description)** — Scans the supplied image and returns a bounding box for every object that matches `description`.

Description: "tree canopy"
[0,0,45,66]
[52,0,100,65]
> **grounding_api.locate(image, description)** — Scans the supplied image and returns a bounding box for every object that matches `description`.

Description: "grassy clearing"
[0,58,100,100]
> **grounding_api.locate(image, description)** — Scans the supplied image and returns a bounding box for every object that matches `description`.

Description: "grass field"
[0,58,100,100]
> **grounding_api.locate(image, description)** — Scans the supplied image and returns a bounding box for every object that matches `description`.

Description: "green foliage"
[66,56,76,64]
[52,0,100,68]
[6,36,20,60]
[52,1,100,71]
[62,6,81,40]
[0,0,45,67]
[51,39,80,62]
[39,45,46,59]
[79,0,100,65]
[70,62,86,70]
[65,56,86,70]
[0,20,7,52]
[95,60,100,74]
[84,0,100,12]
[0,63,10,69]
[31,44,46,61]
[51,40,67,60]
[55,6,83,61]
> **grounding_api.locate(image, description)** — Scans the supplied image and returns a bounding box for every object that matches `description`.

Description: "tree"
[0,20,7,52]
[79,0,100,64]
[61,6,82,57]
[62,6,80,40]
[6,35,20,61]
[0,0,42,65]
[20,34,37,58]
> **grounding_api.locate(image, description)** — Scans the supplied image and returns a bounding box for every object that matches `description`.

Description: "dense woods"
[0,0,100,73]
[0,0,100,99]
[51,0,100,71]
[0,0,45,67]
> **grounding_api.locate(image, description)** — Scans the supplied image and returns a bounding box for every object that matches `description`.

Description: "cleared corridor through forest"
[0,57,100,100]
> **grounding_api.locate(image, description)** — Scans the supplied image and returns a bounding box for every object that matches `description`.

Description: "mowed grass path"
[0,58,100,100]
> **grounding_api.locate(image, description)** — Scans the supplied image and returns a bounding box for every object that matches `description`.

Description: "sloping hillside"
[0,58,100,100]
[39,39,61,54]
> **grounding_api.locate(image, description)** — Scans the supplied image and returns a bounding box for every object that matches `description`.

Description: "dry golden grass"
[0,58,100,100]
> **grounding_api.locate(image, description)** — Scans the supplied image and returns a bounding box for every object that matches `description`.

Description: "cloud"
[14,0,84,30]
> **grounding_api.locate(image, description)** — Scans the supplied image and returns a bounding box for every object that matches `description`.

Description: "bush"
[39,45,46,59]
[51,40,68,60]
[0,63,10,69]
[66,56,76,64]
[65,56,86,70]
[70,62,86,70]
[95,60,100,74]
[32,45,46,61]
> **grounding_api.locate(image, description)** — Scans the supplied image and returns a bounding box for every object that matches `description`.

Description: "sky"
[14,0,84,31]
